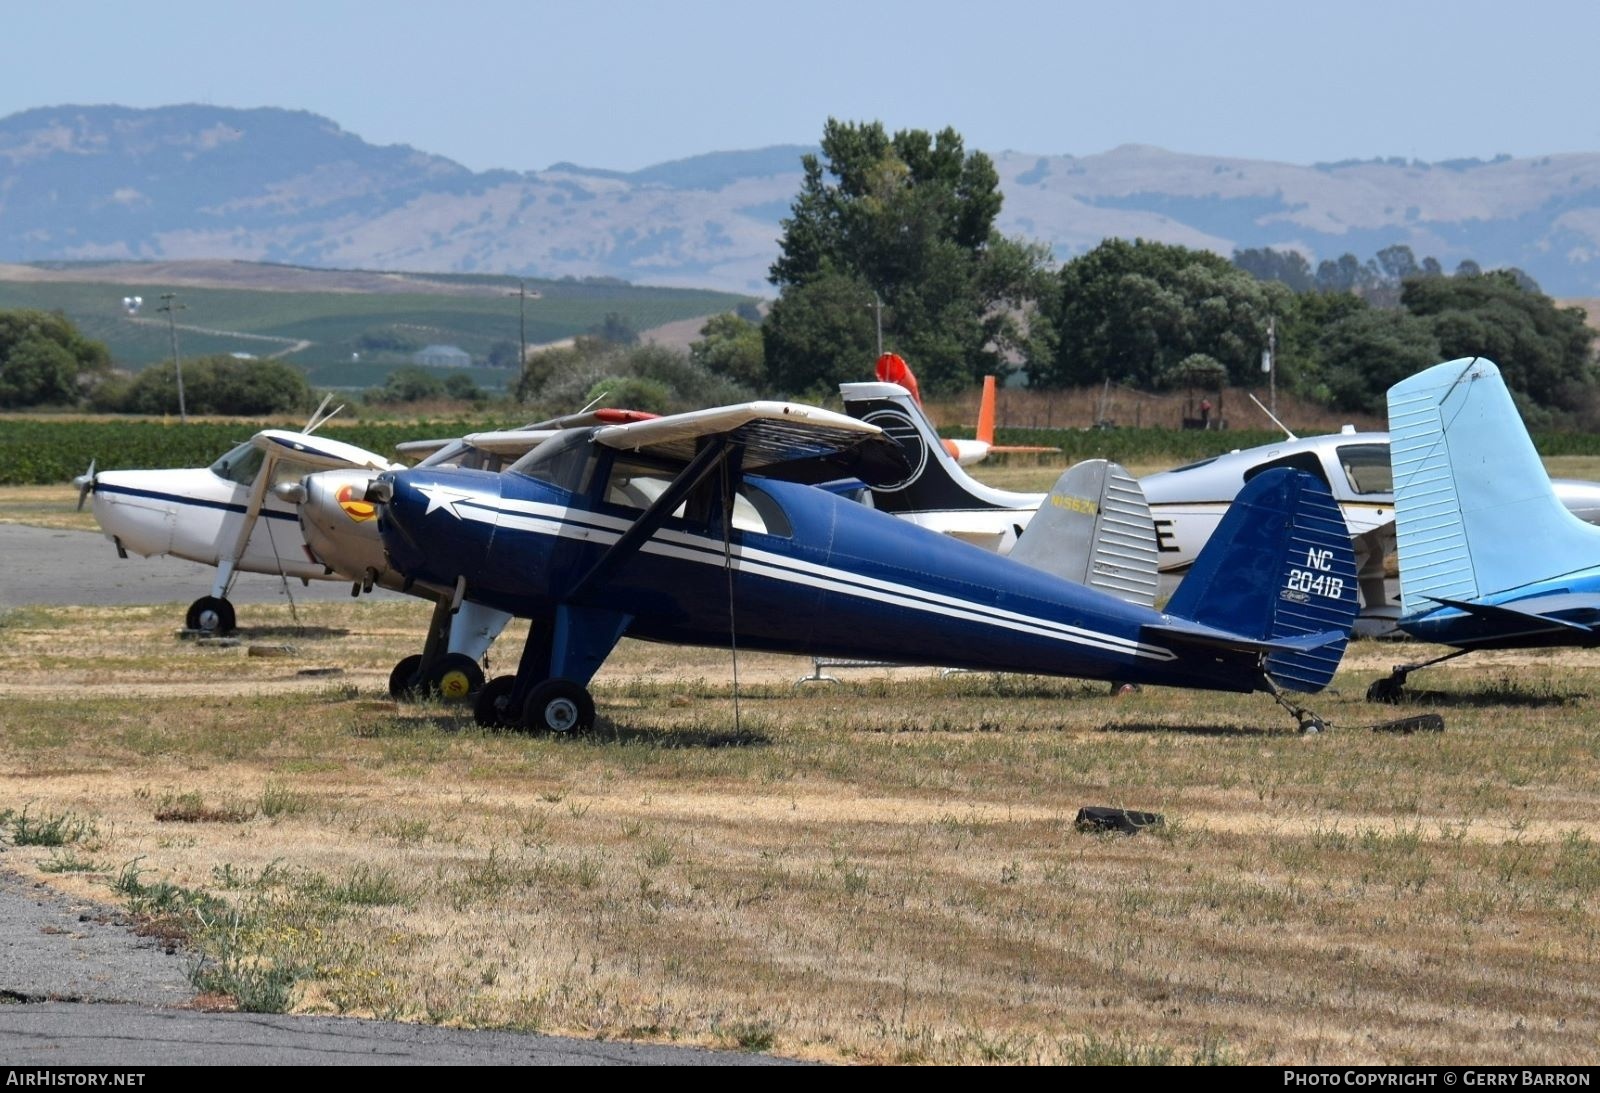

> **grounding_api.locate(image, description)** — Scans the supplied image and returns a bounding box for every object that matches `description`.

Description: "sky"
[5,0,1600,173]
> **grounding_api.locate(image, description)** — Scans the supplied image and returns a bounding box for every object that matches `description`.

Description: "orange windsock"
[874,352,921,405]
[977,375,997,446]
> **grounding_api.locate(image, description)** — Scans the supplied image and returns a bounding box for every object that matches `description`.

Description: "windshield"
[209,441,264,485]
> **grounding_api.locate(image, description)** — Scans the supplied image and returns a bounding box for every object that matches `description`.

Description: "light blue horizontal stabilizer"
[1388,358,1600,614]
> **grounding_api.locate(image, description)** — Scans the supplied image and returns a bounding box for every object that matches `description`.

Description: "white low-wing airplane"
[842,381,1600,633]
[74,402,401,634]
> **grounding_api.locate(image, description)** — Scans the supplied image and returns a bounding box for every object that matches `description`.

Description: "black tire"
[388,654,424,698]
[474,675,518,729]
[426,652,485,703]
[522,678,595,735]
[186,595,236,635]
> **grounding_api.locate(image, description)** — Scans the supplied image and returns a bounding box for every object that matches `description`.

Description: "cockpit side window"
[1242,451,1329,488]
[728,484,792,538]
[1337,443,1391,495]
[508,431,596,494]
[209,441,265,486]
[601,454,686,518]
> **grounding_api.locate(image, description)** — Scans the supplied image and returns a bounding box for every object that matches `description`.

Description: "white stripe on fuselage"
[415,486,1179,663]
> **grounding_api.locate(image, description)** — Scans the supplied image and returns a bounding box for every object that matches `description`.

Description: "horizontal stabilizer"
[1426,595,1600,633]
[1010,460,1159,606]
[1145,619,1348,657]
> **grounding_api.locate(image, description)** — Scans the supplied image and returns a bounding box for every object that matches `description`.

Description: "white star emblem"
[415,483,479,520]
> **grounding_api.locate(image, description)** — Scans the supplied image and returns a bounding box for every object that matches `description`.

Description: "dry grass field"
[3,466,1600,1065]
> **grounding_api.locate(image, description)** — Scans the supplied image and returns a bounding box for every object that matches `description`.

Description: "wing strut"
[567,437,733,603]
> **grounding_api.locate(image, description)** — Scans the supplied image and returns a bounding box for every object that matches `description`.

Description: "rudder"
[1164,469,1358,692]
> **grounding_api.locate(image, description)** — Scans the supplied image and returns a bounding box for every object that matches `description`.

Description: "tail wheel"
[186,595,236,635]
[426,652,484,702]
[522,679,595,735]
[474,675,518,728]
[388,654,424,698]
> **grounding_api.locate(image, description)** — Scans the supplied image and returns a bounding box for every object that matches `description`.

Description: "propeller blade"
[73,459,96,512]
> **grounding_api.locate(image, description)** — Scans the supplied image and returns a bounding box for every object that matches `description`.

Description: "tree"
[118,355,311,415]
[486,340,521,369]
[369,365,444,404]
[1401,271,1595,411]
[761,268,880,396]
[1233,247,1314,292]
[764,119,1052,395]
[690,313,765,388]
[1316,309,1442,414]
[0,309,110,408]
[588,312,639,346]
[1037,239,1285,389]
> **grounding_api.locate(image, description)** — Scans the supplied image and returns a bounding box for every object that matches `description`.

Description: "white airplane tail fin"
[1009,460,1159,607]
[1388,357,1600,613]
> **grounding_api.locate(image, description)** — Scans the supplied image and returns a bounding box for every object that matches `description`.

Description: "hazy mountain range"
[5,104,1600,297]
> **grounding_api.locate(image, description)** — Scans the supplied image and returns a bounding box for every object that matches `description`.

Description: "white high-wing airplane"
[841,382,1600,633]
[74,403,402,635]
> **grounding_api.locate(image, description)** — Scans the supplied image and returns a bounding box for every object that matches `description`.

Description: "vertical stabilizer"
[1388,357,1600,613]
[977,375,998,446]
[1164,469,1358,692]
[1010,460,1159,606]
[839,381,1028,514]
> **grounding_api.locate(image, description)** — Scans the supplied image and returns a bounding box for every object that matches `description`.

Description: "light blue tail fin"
[1162,469,1358,692]
[1388,357,1600,613]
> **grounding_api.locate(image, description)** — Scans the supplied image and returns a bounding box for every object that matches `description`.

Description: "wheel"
[425,652,484,702]
[388,654,424,698]
[474,675,519,728]
[1299,716,1325,735]
[186,595,236,635]
[522,678,595,735]
[1366,677,1404,704]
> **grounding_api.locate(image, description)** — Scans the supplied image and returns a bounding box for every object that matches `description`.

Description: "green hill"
[0,264,753,391]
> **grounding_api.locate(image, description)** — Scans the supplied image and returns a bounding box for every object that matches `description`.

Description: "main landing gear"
[472,603,629,734]
[475,675,596,735]
[186,595,236,635]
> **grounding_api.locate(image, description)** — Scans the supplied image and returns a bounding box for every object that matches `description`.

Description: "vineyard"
[10,415,1600,486]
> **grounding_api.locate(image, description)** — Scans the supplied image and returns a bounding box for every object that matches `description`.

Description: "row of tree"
[713,119,1597,424]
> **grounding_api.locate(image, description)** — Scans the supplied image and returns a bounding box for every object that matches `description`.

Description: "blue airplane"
[1369,356,1600,701]
[366,401,1359,734]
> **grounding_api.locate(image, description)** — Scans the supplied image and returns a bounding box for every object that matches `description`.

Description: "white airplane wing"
[593,401,903,482]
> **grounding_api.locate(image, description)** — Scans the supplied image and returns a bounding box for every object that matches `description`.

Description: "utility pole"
[872,293,883,356]
[1261,315,1277,418]
[157,293,187,423]
[508,280,540,370]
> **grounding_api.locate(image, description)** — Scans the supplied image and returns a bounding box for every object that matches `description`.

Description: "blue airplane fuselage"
[378,465,1276,693]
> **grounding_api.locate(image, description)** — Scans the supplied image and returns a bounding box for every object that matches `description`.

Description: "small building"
[414,344,473,368]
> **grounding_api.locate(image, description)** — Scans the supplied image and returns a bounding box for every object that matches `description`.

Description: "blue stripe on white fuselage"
[94,482,300,522]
